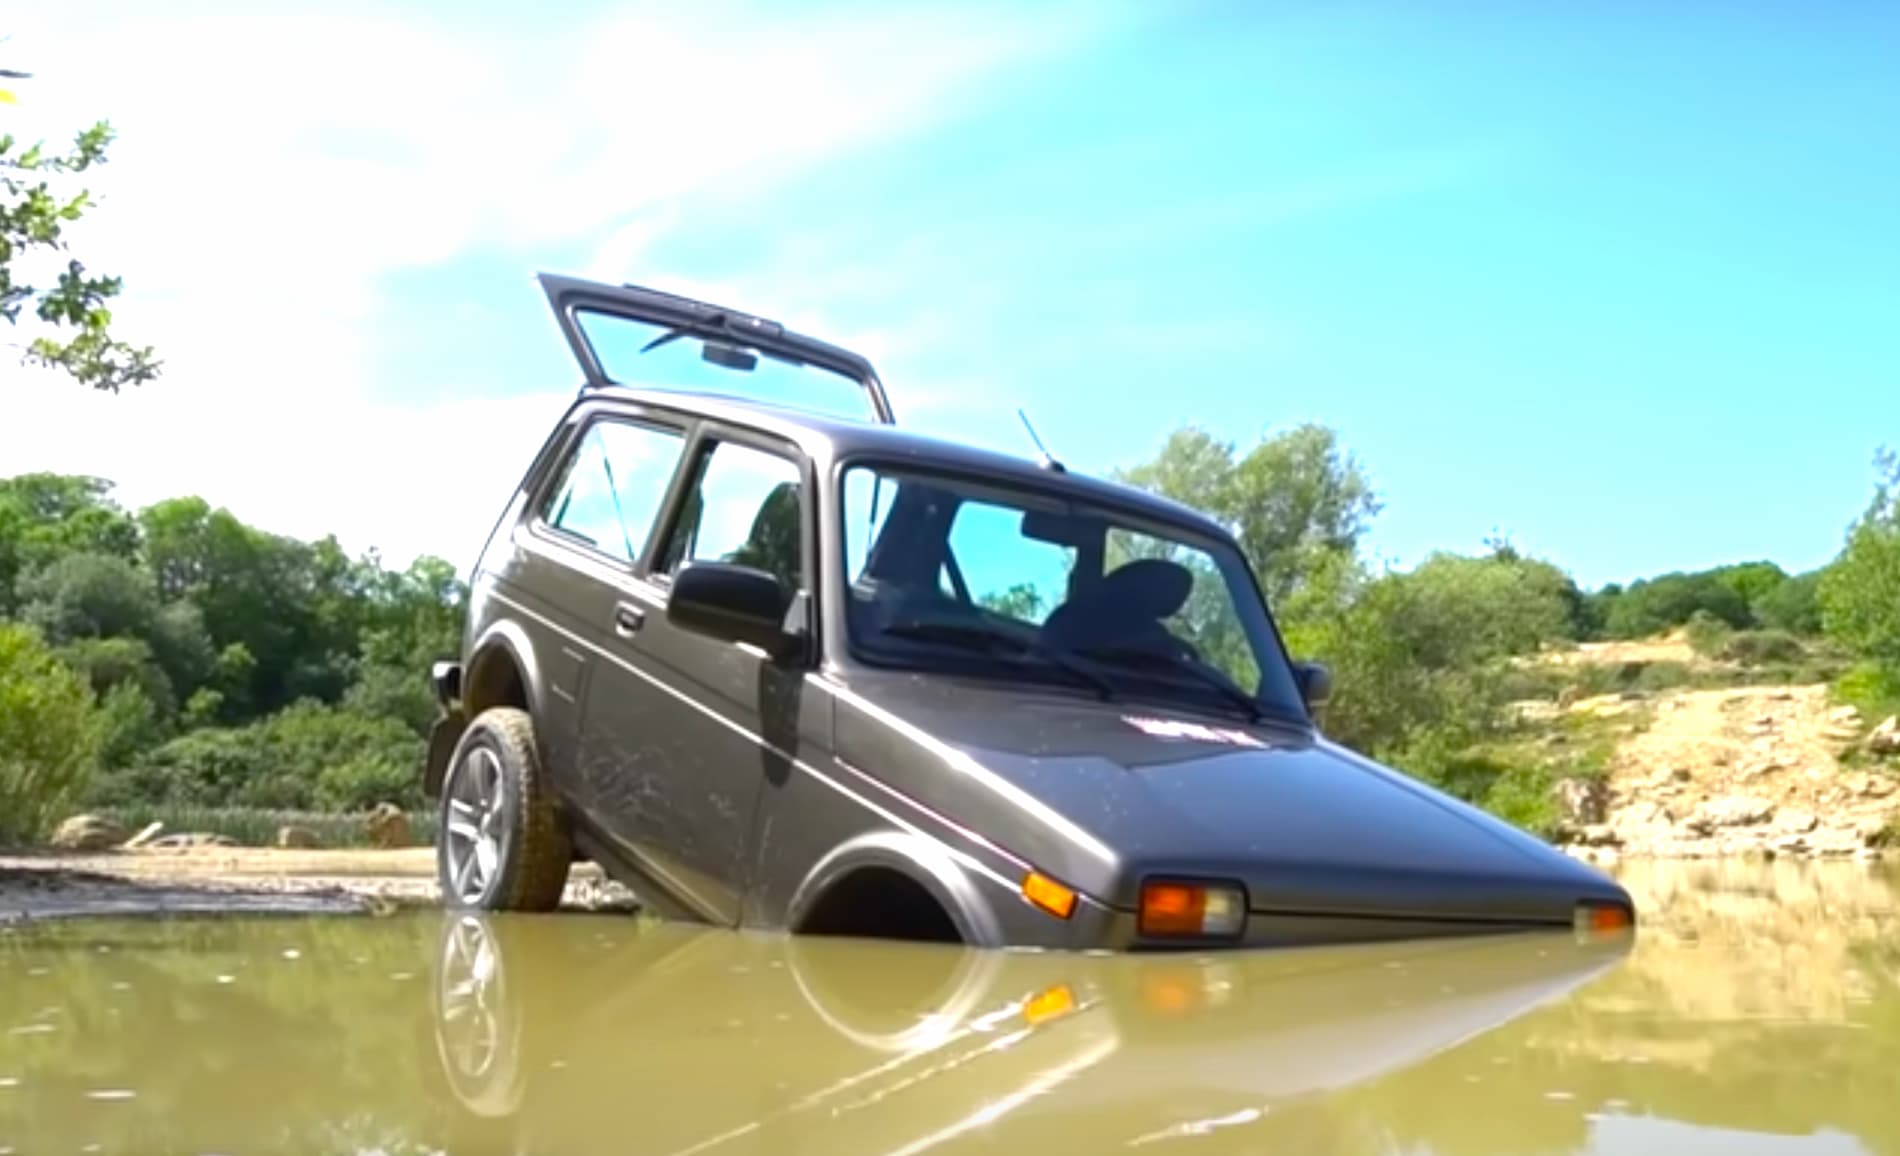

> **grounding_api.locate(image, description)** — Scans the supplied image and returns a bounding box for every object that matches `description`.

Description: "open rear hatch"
[537,272,895,424]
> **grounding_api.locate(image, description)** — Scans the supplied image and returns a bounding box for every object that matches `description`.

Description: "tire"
[436,706,572,912]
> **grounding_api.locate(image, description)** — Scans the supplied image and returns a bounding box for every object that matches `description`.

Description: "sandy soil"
[1576,683,1897,858]
[0,846,638,923]
[1534,632,1703,669]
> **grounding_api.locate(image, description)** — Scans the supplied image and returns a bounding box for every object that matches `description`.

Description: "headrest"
[1101,557,1194,619]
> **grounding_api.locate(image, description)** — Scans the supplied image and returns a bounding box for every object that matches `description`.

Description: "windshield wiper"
[1065,644,1272,723]
[638,313,729,355]
[876,620,1117,700]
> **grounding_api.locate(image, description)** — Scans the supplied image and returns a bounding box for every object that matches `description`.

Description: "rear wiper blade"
[1067,645,1269,723]
[638,312,729,355]
[877,620,1117,701]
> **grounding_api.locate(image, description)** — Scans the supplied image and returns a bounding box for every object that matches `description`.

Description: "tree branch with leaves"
[1,63,159,391]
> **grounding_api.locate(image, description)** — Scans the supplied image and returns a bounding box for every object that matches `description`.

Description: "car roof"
[575,384,1232,541]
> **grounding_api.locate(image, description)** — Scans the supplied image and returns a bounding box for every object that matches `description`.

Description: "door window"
[540,418,686,564]
[659,440,805,590]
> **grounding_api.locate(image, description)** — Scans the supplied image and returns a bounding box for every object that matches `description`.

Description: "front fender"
[787,831,1005,950]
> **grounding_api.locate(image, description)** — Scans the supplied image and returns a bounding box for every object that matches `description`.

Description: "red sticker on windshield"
[1121,714,1265,748]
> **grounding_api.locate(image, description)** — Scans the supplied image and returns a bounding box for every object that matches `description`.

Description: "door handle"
[612,602,646,637]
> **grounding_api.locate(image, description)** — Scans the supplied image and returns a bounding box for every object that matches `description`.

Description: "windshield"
[574,308,879,422]
[838,463,1310,724]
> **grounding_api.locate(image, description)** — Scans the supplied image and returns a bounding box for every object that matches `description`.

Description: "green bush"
[1634,661,1694,693]
[314,753,416,812]
[1835,663,1900,723]
[1719,629,1806,667]
[91,700,424,813]
[1684,610,1734,657]
[0,622,101,843]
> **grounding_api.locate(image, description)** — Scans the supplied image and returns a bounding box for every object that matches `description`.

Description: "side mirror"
[1294,661,1333,711]
[667,562,796,659]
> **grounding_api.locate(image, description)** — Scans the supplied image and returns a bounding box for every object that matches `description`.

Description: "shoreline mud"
[0,847,639,923]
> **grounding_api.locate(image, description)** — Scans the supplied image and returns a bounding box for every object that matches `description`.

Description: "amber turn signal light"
[1023,871,1078,920]
[1573,901,1634,937]
[1138,879,1246,938]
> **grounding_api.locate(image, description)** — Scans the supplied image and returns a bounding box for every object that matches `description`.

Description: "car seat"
[1042,558,1195,655]
[725,482,802,588]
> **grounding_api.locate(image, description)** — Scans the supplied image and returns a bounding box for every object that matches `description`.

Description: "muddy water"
[2,860,1897,1155]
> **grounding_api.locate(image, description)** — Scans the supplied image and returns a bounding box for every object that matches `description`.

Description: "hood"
[832,672,1630,926]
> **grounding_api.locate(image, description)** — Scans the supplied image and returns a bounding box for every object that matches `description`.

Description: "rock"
[122,821,165,849]
[1556,777,1609,826]
[1829,704,1862,725]
[365,803,411,849]
[147,832,238,849]
[49,814,128,852]
[1578,824,1622,847]
[1694,796,1776,829]
[1849,773,1897,800]
[1739,757,1787,780]
[276,825,320,849]
[1869,716,1900,756]
[1776,809,1819,835]
[1856,816,1895,848]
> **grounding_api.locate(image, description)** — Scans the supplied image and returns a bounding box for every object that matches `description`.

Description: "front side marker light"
[1139,880,1247,938]
[1023,871,1077,920]
[1574,901,1634,938]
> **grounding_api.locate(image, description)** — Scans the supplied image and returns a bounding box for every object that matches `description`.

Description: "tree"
[1820,447,1900,671]
[1,67,158,390]
[1113,423,1381,609]
[0,621,98,842]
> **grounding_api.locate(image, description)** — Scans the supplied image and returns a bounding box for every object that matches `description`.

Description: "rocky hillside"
[1554,683,1898,861]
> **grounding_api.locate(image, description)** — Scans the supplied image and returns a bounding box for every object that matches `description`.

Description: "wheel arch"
[464,621,543,721]
[787,831,1004,949]
[425,623,543,800]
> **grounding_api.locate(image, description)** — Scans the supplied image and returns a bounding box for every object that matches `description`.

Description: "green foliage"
[90,701,425,813]
[977,582,1047,623]
[0,621,99,842]
[1820,448,1900,674]
[1684,609,1734,656]
[1717,629,1806,667]
[1833,663,1900,725]
[0,472,465,837]
[1755,568,1824,634]
[1112,422,1381,607]
[1601,570,1753,638]
[1,108,159,389]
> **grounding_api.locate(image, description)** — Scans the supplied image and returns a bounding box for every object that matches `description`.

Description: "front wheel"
[437,706,573,912]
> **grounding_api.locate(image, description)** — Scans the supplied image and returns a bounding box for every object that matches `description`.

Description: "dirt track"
[0,846,638,922]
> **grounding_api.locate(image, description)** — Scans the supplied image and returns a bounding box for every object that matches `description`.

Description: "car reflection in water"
[432,913,1632,1154]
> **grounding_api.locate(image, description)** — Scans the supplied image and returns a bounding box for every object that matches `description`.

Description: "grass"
[84,805,438,849]
[1504,644,1852,705]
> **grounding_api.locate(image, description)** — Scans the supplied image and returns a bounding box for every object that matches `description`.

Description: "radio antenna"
[1017,408,1066,473]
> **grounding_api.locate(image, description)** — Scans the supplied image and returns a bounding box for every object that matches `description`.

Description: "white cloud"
[0,0,1093,570]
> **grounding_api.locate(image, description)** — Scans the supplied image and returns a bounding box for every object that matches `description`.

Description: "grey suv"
[421,273,1635,951]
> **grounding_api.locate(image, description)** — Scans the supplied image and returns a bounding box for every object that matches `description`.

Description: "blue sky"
[8,1,1896,590]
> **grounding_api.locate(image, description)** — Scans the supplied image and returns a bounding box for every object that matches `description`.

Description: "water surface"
[2,859,1897,1154]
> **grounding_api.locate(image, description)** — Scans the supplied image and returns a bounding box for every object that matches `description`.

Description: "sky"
[2,0,1896,591]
